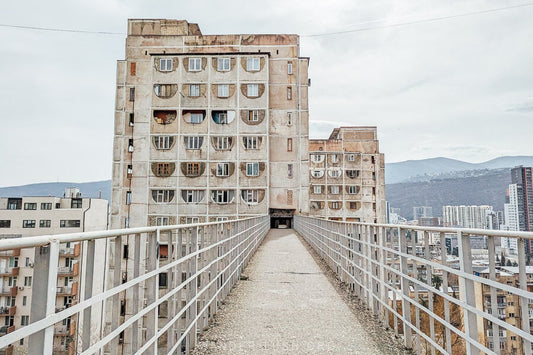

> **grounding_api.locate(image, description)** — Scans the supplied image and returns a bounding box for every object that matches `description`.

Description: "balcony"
[0,267,19,277]
[0,306,16,317]
[54,321,76,337]
[0,287,17,297]
[57,263,79,277]
[56,282,78,297]
[59,244,80,257]
[0,325,15,336]
[0,249,20,257]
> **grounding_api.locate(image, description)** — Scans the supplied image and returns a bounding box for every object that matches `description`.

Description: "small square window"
[246,163,259,176]
[189,84,200,97]
[246,58,260,71]
[248,110,259,122]
[218,84,229,98]
[287,61,293,75]
[217,58,230,71]
[160,58,173,72]
[247,84,259,97]
[189,58,202,71]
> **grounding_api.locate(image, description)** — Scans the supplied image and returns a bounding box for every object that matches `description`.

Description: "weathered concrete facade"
[308,127,386,223]
[111,19,310,230]
[0,191,108,354]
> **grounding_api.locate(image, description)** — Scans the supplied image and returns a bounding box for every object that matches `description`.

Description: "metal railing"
[294,216,533,355]
[0,216,269,354]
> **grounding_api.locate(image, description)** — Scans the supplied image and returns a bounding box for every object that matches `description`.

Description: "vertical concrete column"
[145,230,158,353]
[29,241,59,354]
[457,231,479,355]
[81,239,96,351]
[398,227,413,350]
[439,232,452,353]
[517,238,532,355]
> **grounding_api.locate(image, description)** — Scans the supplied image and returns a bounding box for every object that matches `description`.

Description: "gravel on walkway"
[194,229,407,354]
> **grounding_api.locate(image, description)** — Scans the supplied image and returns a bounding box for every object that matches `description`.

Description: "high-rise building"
[111,19,310,230]
[0,189,108,354]
[510,166,533,253]
[413,206,433,220]
[501,184,520,254]
[308,127,386,223]
[442,205,494,229]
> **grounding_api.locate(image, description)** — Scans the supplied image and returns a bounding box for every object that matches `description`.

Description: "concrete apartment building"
[442,205,495,229]
[308,127,386,223]
[0,189,108,354]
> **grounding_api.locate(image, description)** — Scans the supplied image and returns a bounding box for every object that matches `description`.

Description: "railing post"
[439,231,452,353]
[457,231,479,355]
[518,237,532,355]
[399,227,413,350]
[81,239,96,351]
[145,229,158,354]
[29,240,59,354]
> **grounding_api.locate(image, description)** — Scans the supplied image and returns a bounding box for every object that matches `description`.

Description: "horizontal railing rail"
[0,216,270,354]
[294,216,533,355]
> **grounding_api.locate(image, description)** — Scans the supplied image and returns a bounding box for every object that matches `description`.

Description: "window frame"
[217,84,229,98]
[188,58,202,72]
[217,57,230,71]
[248,110,259,122]
[159,58,173,72]
[189,84,200,97]
[154,136,173,150]
[22,220,36,228]
[243,136,259,150]
[39,220,51,228]
[190,113,204,124]
[246,162,259,177]
[246,58,260,71]
[24,203,37,210]
[313,185,322,194]
[214,136,232,150]
[241,189,259,204]
[184,136,202,150]
[216,163,230,177]
[247,84,259,97]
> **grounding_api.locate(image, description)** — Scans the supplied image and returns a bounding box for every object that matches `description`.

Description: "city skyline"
[1,0,533,186]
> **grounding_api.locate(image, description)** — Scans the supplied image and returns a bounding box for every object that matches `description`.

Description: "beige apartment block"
[0,190,108,354]
[111,19,310,231]
[308,127,386,223]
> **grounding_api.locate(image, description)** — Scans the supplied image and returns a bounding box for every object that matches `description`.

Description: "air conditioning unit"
[18,287,24,291]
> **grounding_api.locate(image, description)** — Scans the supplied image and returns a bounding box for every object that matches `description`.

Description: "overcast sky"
[1,0,532,187]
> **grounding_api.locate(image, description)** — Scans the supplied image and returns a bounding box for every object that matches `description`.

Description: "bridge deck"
[194,229,386,354]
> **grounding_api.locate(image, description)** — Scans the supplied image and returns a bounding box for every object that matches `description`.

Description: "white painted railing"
[0,216,269,354]
[294,216,533,355]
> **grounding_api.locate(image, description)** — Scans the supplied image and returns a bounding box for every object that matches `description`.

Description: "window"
[7,198,22,210]
[184,136,203,150]
[152,190,175,203]
[346,170,360,178]
[215,112,227,124]
[160,58,173,72]
[24,276,32,287]
[214,136,232,150]
[154,136,174,150]
[287,61,293,75]
[313,185,322,194]
[24,203,36,210]
[154,110,177,125]
[60,220,81,228]
[330,186,340,194]
[247,84,259,97]
[218,57,230,71]
[129,113,134,127]
[331,154,339,163]
[22,296,27,306]
[159,273,168,288]
[243,136,259,149]
[349,202,360,210]
[155,217,169,226]
[182,190,205,203]
[217,84,229,97]
[9,257,18,268]
[347,154,355,162]
[310,201,324,210]
[287,87,292,100]
[154,84,176,98]
[39,220,51,228]
[246,163,259,176]
[241,190,259,204]
[130,62,136,76]
[129,87,135,101]
[248,110,259,122]
[71,198,82,208]
[21,316,29,326]
[189,84,200,97]
[348,186,359,194]
[246,58,260,71]
[287,112,293,125]
[190,113,204,124]
[186,217,199,224]
[287,138,293,152]
[331,202,341,209]
[128,139,134,152]
[311,170,324,178]
[216,217,229,222]
[186,163,201,177]
[216,163,230,177]
[288,164,293,178]
[127,191,132,205]
[0,220,10,228]
[211,190,235,204]
[127,165,133,177]
[8,277,17,287]
[156,163,172,176]
[23,220,35,228]
[310,154,324,163]
[188,58,201,71]
[40,203,52,210]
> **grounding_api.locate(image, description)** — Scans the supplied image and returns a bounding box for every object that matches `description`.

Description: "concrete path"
[194,229,385,354]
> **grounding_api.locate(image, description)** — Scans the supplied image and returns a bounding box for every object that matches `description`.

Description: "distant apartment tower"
[442,205,494,229]
[413,206,433,220]
[111,19,309,230]
[501,184,520,253]
[510,166,533,253]
[0,189,108,354]
[308,127,386,223]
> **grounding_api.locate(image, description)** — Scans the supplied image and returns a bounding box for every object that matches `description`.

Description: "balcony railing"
[0,216,269,354]
[294,216,533,355]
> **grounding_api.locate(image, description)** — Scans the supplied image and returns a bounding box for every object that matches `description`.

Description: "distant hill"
[386,169,511,219]
[0,180,111,201]
[385,156,533,184]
